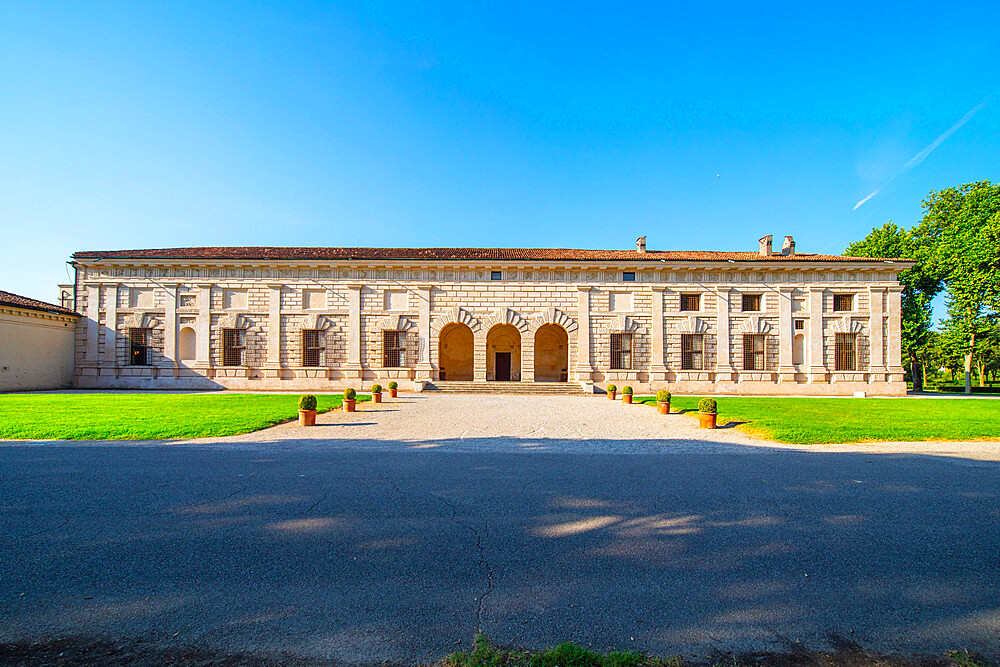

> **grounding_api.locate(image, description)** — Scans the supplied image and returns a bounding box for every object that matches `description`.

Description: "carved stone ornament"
[122,311,160,329]
[831,316,864,334]
[529,307,578,334]
[218,312,252,329]
[739,315,772,334]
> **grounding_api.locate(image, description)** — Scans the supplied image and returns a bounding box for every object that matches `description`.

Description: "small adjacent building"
[67,236,912,395]
[0,290,80,392]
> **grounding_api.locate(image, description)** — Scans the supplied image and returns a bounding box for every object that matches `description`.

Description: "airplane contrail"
[853,188,880,210]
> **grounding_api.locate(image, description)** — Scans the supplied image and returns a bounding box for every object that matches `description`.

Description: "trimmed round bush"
[371,383,382,394]
[298,394,317,411]
[344,388,357,400]
[606,384,617,393]
[622,386,633,395]
[698,397,717,414]
[656,390,671,403]
[388,381,398,390]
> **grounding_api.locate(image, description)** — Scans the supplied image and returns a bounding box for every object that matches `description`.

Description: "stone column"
[648,286,667,382]
[473,330,488,382]
[415,286,433,381]
[344,284,363,380]
[195,284,212,374]
[868,286,886,379]
[777,286,795,381]
[714,287,733,381]
[808,287,827,382]
[164,284,177,376]
[78,283,102,384]
[886,286,905,377]
[102,284,118,374]
[264,284,282,378]
[575,287,595,381]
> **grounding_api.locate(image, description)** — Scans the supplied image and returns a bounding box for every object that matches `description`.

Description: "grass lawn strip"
[0,392,371,440]
[634,395,1000,445]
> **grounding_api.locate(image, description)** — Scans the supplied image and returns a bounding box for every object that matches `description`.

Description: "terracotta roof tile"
[71,246,907,263]
[0,289,78,316]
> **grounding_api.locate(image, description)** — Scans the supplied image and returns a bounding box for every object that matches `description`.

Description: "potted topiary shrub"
[388,381,398,398]
[656,390,671,415]
[606,384,617,400]
[343,387,357,412]
[622,385,633,404]
[298,394,317,426]
[698,397,717,429]
[371,383,383,404]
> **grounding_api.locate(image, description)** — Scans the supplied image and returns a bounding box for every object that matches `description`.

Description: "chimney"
[781,235,796,256]
[636,236,647,253]
[758,235,773,257]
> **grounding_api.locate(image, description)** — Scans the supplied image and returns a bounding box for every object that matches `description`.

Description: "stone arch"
[438,322,474,381]
[481,307,529,334]
[486,323,521,381]
[431,307,480,337]
[534,323,569,382]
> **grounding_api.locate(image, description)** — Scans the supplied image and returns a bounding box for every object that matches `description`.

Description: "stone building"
[0,290,80,391]
[66,236,912,395]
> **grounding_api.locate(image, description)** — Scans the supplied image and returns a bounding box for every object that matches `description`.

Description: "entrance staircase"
[423,381,590,395]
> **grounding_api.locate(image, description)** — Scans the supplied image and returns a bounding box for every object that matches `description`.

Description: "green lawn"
[0,392,371,440]
[634,395,1000,444]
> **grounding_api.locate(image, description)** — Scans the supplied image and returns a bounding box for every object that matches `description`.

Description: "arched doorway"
[487,324,521,381]
[438,323,474,381]
[534,324,568,382]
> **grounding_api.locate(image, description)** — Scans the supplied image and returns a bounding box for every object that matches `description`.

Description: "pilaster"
[415,286,433,380]
[648,286,667,381]
[344,284,363,380]
[102,283,118,374]
[264,284,282,378]
[714,287,734,381]
[886,286,904,377]
[574,287,595,381]
[777,286,795,381]
[194,283,212,375]
[868,286,887,379]
[808,287,827,383]
[164,284,177,376]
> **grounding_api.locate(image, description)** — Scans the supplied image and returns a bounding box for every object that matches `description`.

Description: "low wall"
[0,308,78,392]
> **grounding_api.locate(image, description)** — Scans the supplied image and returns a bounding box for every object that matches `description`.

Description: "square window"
[794,319,805,330]
[491,271,502,281]
[680,294,701,311]
[833,294,854,312]
[622,272,636,282]
[610,333,632,370]
[741,293,762,312]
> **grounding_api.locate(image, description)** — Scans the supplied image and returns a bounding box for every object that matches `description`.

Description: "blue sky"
[2,1,998,306]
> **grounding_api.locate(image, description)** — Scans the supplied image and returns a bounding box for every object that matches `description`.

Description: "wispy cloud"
[853,99,988,209]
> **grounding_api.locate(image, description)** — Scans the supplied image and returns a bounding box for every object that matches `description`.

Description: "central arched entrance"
[534,324,568,382]
[438,323,474,381]
[486,324,521,381]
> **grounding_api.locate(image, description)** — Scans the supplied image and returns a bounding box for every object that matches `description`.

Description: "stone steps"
[424,381,591,395]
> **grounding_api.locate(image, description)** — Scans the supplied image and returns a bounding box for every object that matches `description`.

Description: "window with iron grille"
[302,329,324,367]
[833,294,854,312]
[835,333,857,371]
[681,334,704,370]
[741,293,762,312]
[742,333,766,371]
[680,293,701,311]
[222,328,245,366]
[610,333,632,370]
[622,272,636,282]
[382,331,406,368]
[794,319,805,330]
[129,327,151,366]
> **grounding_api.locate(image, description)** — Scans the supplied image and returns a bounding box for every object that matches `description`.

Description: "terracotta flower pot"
[657,401,670,415]
[344,399,356,412]
[608,391,616,400]
[298,409,316,427]
[389,389,397,398]
[373,392,382,403]
[623,395,632,404]
[699,412,717,429]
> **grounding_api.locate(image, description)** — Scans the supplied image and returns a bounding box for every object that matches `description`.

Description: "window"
[491,271,502,281]
[681,334,704,370]
[302,330,324,367]
[610,333,633,370]
[835,333,857,371]
[742,333,766,371]
[794,319,805,330]
[382,331,406,368]
[129,327,151,366]
[834,294,854,312]
[680,294,701,311]
[222,328,245,366]
[622,272,636,282]
[742,293,762,312]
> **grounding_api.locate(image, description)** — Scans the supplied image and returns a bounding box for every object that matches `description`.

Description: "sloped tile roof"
[71,246,906,263]
[0,289,78,316]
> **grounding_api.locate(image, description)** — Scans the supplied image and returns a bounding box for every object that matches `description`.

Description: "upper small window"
[794,319,805,330]
[622,272,636,282]
[742,293,762,312]
[491,271,502,281]
[833,294,854,312]
[680,294,701,312]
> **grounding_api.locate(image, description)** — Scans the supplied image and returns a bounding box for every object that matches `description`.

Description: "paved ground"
[3,394,1000,663]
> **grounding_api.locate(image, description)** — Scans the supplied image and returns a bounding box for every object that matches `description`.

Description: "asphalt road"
[2,441,999,663]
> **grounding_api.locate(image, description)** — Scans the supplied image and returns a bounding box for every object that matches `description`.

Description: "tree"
[845,222,940,390]
[913,181,1000,394]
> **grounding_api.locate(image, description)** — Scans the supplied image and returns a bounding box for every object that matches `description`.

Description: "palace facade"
[66,236,912,395]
